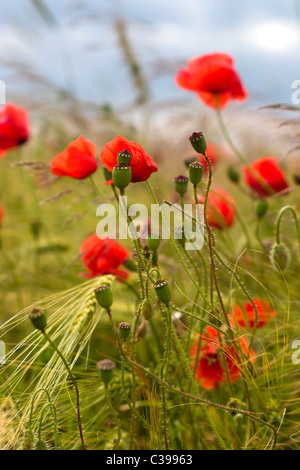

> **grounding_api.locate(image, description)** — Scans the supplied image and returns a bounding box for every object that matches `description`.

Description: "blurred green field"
[0,101,300,450]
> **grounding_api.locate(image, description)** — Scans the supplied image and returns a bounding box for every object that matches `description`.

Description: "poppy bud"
[117,149,132,166]
[123,259,137,272]
[255,199,268,219]
[154,279,171,305]
[97,359,116,385]
[189,132,207,155]
[271,243,290,271]
[189,162,203,186]
[112,163,132,191]
[95,285,113,310]
[146,233,161,252]
[29,306,47,331]
[184,156,197,169]
[141,298,154,320]
[227,167,240,184]
[103,166,112,182]
[174,175,189,196]
[118,322,131,341]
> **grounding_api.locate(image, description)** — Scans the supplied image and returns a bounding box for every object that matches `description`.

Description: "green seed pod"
[184,156,197,169]
[174,175,189,196]
[118,322,131,341]
[227,167,240,184]
[255,199,268,219]
[97,359,116,385]
[94,285,113,310]
[154,279,171,305]
[271,243,290,271]
[146,233,161,252]
[29,307,47,332]
[112,163,132,191]
[141,297,154,320]
[123,258,137,272]
[117,149,132,165]
[103,166,112,182]
[189,132,207,154]
[189,162,203,186]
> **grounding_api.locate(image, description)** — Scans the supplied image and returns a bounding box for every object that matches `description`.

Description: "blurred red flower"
[190,325,255,390]
[243,157,289,198]
[229,299,275,329]
[0,103,30,151]
[100,135,157,184]
[197,187,236,229]
[0,205,3,227]
[80,234,129,279]
[175,53,247,109]
[51,135,98,179]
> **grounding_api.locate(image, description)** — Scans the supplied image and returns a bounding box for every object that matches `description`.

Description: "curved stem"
[42,331,86,450]
[105,383,121,450]
[276,205,300,254]
[202,153,256,433]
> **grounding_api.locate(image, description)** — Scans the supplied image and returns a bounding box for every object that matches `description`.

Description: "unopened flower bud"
[255,199,268,219]
[112,163,132,191]
[271,243,290,271]
[95,285,113,310]
[146,233,161,252]
[29,306,47,331]
[174,175,189,196]
[97,359,116,385]
[189,162,203,186]
[189,132,207,154]
[123,259,137,272]
[154,279,171,305]
[117,149,132,166]
[118,322,131,341]
[227,167,240,184]
[141,298,154,320]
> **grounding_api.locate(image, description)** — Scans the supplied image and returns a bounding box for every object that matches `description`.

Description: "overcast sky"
[1,0,300,107]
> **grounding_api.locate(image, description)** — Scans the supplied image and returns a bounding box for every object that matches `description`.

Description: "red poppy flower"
[197,187,235,229]
[229,299,275,329]
[100,135,158,184]
[190,325,255,390]
[80,234,129,279]
[243,157,289,198]
[197,142,217,172]
[0,205,3,228]
[175,53,247,109]
[51,135,98,179]
[0,103,30,151]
